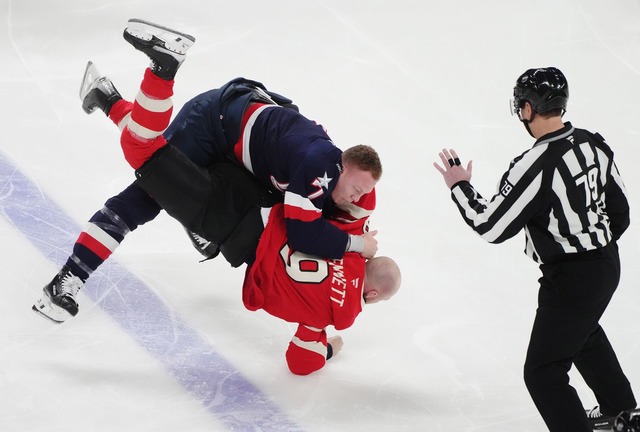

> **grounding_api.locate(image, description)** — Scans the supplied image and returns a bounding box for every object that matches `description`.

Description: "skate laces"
[587,406,603,419]
[59,273,83,298]
[190,232,211,250]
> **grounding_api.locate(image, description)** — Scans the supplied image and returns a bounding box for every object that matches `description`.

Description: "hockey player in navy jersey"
[33,19,382,324]
[434,67,636,431]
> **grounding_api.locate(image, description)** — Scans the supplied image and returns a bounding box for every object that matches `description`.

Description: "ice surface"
[2,1,640,431]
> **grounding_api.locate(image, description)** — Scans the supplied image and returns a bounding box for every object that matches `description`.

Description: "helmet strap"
[521,111,536,138]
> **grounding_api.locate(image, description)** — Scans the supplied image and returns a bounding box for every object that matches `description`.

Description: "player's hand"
[327,335,343,357]
[433,148,473,189]
[360,230,378,258]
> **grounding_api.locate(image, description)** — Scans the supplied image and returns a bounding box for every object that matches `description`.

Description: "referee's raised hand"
[433,148,473,189]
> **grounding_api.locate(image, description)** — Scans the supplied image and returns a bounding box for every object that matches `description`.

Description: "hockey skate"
[586,406,616,430]
[614,408,640,432]
[32,265,84,323]
[186,228,220,261]
[123,18,196,80]
[79,61,122,115]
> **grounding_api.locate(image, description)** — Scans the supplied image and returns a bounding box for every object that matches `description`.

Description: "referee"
[434,67,636,431]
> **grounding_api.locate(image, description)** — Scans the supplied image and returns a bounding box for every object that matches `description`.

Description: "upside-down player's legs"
[119,18,195,168]
[119,67,173,169]
[32,19,196,323]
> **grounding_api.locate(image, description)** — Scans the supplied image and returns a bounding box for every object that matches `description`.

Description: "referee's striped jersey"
[451,122,630,264]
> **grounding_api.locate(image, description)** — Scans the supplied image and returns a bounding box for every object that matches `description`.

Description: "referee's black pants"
[524,242,636,432]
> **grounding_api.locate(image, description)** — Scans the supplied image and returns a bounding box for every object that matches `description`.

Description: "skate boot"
[614,409,640,432]
[186,228,220,261]
[587,406,616,430]
[123,18,196,80]
[32,265,84,323]
[79,61,122,115]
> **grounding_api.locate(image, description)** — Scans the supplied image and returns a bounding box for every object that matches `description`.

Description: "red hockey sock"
[120,68,175,169]
[108,99,133,127]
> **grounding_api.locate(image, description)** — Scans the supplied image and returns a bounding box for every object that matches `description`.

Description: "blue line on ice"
[0,151,302,431]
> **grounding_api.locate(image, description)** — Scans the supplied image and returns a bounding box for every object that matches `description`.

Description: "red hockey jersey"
[242,191,375,375]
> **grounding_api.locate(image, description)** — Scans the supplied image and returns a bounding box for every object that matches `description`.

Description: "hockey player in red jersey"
[243,198,400,375]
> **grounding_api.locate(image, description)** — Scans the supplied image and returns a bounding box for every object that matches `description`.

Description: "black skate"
[123,18,196,80]
[32,265,84,323]
[186,228,220,261]
[79,61,122,115]
[587,406,616,430]
[614,408,640,432]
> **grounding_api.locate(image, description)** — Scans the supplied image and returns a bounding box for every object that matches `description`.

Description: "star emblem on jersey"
[313,172,333,190]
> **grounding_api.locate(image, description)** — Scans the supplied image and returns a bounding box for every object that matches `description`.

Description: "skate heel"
[32,294,71,324]
[123,19,196,80]
[125,18,195,54]
[31,265,83,323]
[79,61,122,115]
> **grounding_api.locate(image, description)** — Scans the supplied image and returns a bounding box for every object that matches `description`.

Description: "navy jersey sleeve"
[283,147,349,258]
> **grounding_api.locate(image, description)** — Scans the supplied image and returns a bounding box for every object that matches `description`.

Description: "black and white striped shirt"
[451,122,630,264]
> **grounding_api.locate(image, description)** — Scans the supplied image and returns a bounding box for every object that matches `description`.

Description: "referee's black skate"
[79,61,122,115]
[614,408,640,432]
[586,406,616,430]
[32,265,84,323]
[123,18,196,80]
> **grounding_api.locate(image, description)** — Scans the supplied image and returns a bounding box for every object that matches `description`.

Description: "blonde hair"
[342,145,382,181]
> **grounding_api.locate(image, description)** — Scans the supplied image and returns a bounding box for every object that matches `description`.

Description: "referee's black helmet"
[512,67,569,117]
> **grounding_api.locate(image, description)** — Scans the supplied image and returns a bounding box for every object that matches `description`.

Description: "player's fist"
[360,230,378,258]
[327,335,344,358]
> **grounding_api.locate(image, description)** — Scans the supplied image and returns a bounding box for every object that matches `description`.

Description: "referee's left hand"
[433,148,473,189]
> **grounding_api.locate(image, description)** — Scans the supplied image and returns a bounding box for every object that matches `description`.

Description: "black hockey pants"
[524,242,636,431]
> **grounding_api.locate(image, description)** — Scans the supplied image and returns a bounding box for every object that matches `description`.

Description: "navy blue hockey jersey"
[234,103,371,259]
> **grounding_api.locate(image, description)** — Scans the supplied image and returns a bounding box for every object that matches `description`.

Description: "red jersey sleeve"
[285,324,328,375]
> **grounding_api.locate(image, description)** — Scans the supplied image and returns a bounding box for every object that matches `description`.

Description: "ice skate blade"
[32,296,71,324]
[125,18,195,54]
[79,61,101,101]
